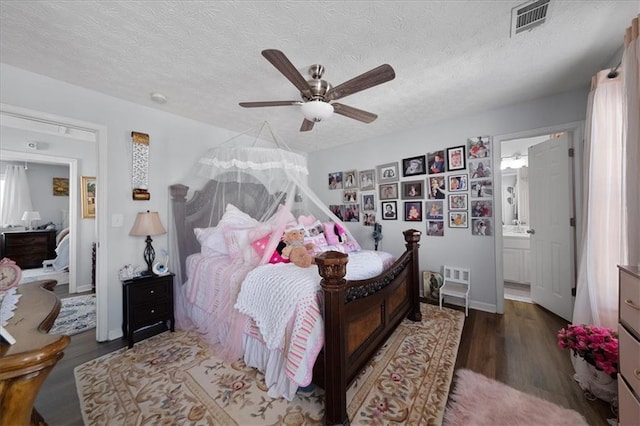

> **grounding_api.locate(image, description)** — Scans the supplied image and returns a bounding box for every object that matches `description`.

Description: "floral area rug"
[50,294,96,336]
[75,303,464,425]
[444,369,588,426]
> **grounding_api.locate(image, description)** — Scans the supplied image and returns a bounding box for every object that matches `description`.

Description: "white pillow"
[195,204,258,257]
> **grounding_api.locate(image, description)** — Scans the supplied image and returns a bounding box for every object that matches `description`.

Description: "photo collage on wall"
[327,135,494,236]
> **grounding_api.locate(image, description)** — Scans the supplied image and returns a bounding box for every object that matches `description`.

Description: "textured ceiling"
[0,1,637,153]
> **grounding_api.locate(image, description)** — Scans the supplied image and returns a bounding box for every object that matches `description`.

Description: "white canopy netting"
[168,122,359,285]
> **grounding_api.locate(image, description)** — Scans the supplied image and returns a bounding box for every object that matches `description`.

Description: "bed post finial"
[315,250,349,426]
[404,229,422,322]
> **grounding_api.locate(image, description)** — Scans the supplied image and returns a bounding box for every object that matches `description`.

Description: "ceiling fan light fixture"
[301,100,334,122]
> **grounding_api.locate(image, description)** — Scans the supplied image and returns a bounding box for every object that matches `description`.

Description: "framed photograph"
[471,200,493,217]
[344,204,360,222]
[427,150,446,175]
[362,193,376,211]
[363,212,377,226]
[343,189,358,204]
[343,170,358,189]
[469,158,492,179]
[470,179,493,198]
[359,169,376,191]
[53,177,69,196]
[468,136,491,159]
[425,200,444,219]
[427,220,444,237]
[448,174,468,192]
[379,183,398,200]
[446,145,466,171]
[381,201,397,220]
[449,211,468,228]
[448,194,468,211]
[81,176,96,219]
[328,172,343,189]
[401,180,424,200]
[428,176,446,200]
[404,201,423,221]
[377,162,399,183]
[402,155,427,177]
[472,218,493,236]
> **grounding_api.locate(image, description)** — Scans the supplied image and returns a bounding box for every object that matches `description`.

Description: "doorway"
[0,103,109,341]
[494,122,583,319]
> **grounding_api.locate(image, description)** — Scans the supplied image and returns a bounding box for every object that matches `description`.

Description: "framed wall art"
[427,220,444,236]
[449,211,468,228]
[131,131,151,200]
[446,145,466,171]
[448,194,468,211]
[401,180,424,200]
[428,176,446,199]
[469,159,492,179]
[404,201,422,221]
[359,169,376,191]
[376,162,399,183]
[328,172,343,189]
[379,183,398,200]
[472,218,492,236]
[470,179,493,198]
[468,136,491,159]
[471,200,493,217]
[81,176,96,219]
[52,177,69,196]
[448,174,468,192]
[425,200,444,219]
[343,189,358,204]
[343,170,358,189]
[381,201,397,220]
[402,155,427,177]
[427,150,446,174]
[362,193,376,211]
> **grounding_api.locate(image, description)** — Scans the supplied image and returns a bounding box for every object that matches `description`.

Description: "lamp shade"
[300,100,334,122]
[21,211,41,221]
[129,211,166,237]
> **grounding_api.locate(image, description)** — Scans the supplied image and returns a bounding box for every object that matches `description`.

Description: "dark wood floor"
[35,300,612,425]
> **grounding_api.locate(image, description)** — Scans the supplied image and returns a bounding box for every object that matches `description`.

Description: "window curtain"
[573,16,639,329]
[0,164,33,227]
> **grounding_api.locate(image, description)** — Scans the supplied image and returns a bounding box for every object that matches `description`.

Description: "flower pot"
[572,355,617,404]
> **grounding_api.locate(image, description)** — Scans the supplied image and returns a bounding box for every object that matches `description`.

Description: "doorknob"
[526,229,535,234]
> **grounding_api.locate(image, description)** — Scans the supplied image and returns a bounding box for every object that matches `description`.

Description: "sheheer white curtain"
[0,164,33,227]
[573,16,639,329]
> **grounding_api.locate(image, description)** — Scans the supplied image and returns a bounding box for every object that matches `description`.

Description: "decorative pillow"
[304,234,328,254]
[251,234,289,264]
[194,226,227,257]
[223,225,258,264]
[303,220,324,238]
[297,214,316,227]
[322,221,361,252]
[323,222,341,245]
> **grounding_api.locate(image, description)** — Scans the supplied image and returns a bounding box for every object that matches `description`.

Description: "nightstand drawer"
[618,376,640,426]
[619,325,640,398]
[129,280,170,302]
[131,301,172,326]
[620,268,640,338]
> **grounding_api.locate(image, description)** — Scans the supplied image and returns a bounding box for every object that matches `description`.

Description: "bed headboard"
[169,180,276,280]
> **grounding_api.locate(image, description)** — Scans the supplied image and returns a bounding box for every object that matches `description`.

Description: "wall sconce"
[129,210,166,275]
[21,211,41,230]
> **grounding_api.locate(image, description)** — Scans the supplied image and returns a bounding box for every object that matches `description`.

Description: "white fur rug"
[444,369,588,426]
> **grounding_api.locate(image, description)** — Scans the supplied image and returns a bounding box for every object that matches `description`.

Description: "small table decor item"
[131,131,151,200]
[557,324,618,404]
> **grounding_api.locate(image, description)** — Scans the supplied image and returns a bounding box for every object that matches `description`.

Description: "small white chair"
[439,266,471,316]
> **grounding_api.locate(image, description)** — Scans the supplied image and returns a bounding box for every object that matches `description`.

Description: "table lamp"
[21,211,41,230]
[129,210,166,275]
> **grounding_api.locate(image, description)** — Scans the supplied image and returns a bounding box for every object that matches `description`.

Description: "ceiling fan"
[239,49,395,132]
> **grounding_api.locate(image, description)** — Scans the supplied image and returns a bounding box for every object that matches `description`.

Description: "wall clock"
[0,258,22,292]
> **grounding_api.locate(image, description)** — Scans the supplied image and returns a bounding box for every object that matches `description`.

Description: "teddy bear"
[280,229,315,268]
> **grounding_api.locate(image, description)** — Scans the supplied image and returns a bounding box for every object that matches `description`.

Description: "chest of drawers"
[122,273,174,348]
[618,265,640,425]
[0,229,57,269]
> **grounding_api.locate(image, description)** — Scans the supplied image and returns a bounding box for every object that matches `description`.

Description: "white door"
[529,134,574,321]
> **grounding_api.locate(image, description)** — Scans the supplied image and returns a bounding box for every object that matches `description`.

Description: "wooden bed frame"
[170,182,422,425]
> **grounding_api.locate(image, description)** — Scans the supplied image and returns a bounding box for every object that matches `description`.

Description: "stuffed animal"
[280,229,315,268]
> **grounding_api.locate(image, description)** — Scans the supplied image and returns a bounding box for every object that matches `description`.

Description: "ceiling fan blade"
[239,101,301,108]
[262,49,311,97]
[300,119,315,132]
[326,64,395,101]
[332,103,378,123]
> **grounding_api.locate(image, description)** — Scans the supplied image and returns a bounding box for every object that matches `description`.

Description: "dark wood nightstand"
[121,273,174,348]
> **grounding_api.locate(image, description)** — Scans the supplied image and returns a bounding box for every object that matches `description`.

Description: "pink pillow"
[323,222,341,245]
[251,234,289,264]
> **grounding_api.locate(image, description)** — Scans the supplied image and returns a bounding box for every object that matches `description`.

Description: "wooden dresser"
[0,229,57,269]
[618,265,640,425]
[0,280,70,425]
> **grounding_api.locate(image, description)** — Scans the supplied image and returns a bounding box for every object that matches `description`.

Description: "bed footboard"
[314,229,422,425]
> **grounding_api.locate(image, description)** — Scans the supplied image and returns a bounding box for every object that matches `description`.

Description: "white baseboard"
[440,296,497,314]
[76,284,93,293]
[107,328,123,341]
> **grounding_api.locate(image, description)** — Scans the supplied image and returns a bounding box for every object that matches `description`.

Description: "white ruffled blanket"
[235,250,385,351]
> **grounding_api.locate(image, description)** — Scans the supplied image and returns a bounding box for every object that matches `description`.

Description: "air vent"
[511,0,550,36]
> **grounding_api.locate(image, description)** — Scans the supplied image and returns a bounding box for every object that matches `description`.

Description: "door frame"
[493,121,584,314]
[0,103,109,341]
